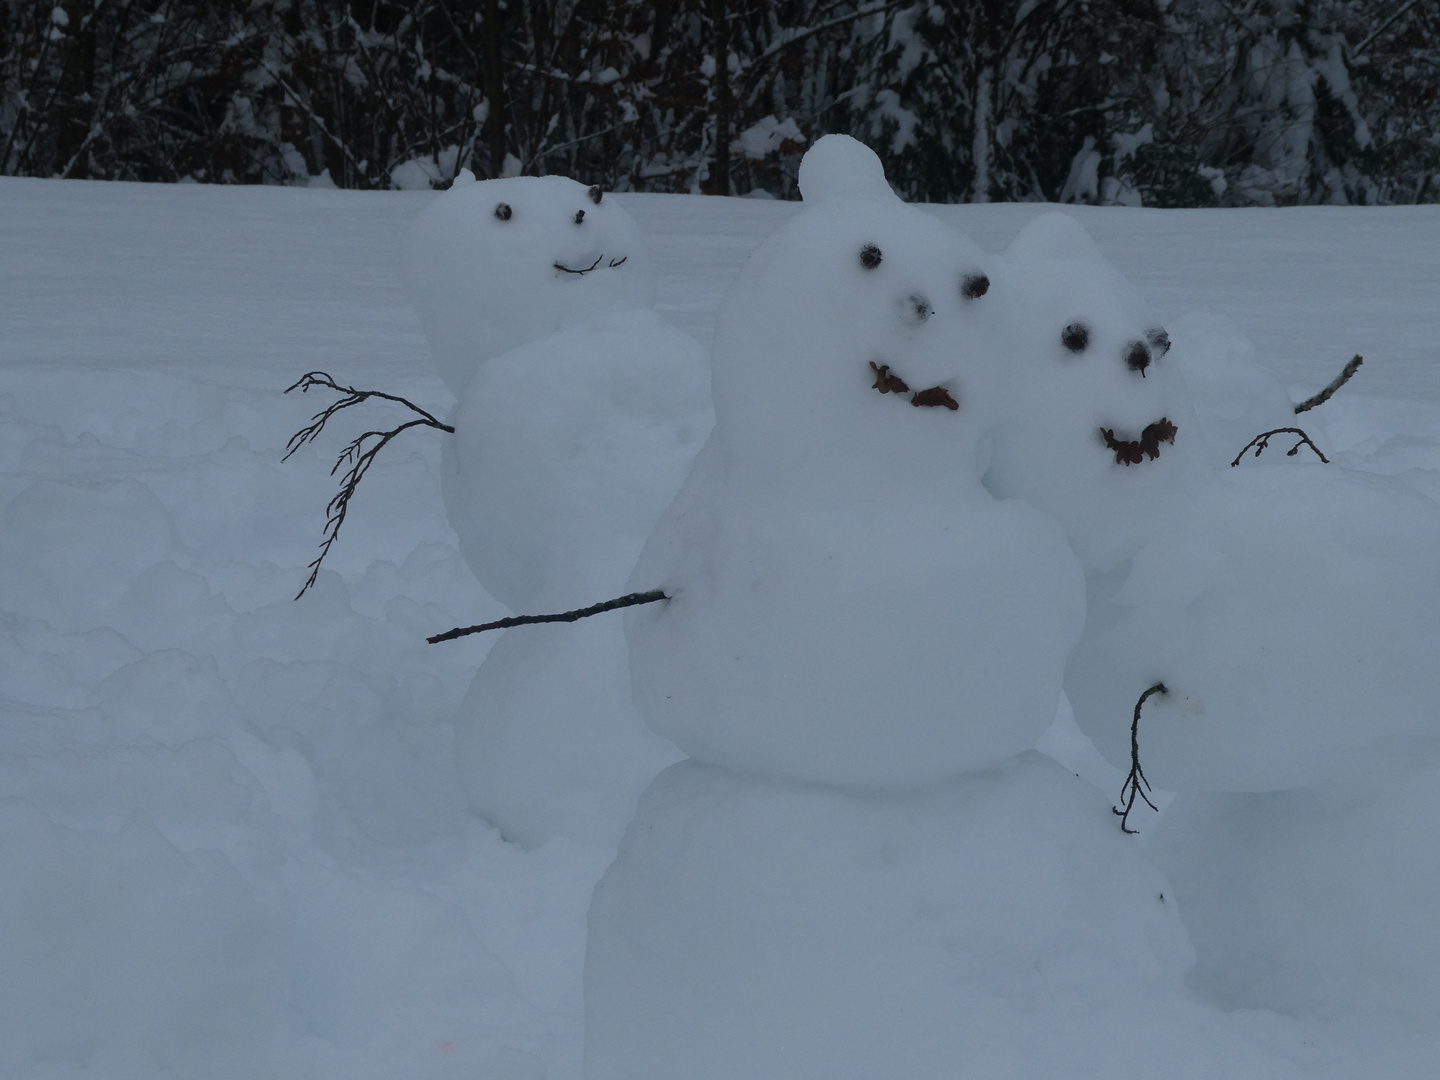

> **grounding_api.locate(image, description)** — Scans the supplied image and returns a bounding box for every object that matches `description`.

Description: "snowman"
[583,138,1306,1080]
[989,212,1440,1044]
[404,173,710,846]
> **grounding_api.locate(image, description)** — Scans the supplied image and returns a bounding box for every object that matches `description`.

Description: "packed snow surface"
[3,172,1440,1078]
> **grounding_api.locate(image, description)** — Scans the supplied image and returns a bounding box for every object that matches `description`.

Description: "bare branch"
[428,590,669,643]
[1230,427,1329,467]
[284,372,454,598]
[1114,682,1167,834]
[1294,355,1363,414]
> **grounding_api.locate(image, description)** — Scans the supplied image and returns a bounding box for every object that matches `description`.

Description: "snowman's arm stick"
[1293,354,1362,414]
[284,371,454,456]
[284,372,455,599]
[1230,427,1329,467]
[427,590,669,643]
[1114,683,1166,835]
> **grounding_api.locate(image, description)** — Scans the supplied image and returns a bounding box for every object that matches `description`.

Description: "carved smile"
[1100,418,1177,465]
[553,255,628,275]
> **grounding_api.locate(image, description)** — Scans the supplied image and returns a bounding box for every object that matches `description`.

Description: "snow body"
[442,310,709,846]
[588,138,1303,1080]
[587,755,1305,1080]
[623,159,1085,789]
[989,210,1440,1036]
[405,173,710,847]
[403,173,654,396]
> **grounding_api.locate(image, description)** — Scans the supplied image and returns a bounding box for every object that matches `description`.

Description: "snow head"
[986,212,1206,570]
[796,133,896,203]
[403,174,654,395]
[624,142,1084,790]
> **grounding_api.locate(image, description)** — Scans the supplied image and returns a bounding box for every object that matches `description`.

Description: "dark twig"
[1114,683,1167,834]
[553,255,604,275]
[1229,427,1329,467]
[427,590,669,643]
[284,372,455,599]
[1294,355,1362,414]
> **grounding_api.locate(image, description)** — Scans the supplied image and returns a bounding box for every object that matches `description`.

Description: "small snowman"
[584,138,1305,1080]
[989,212,1440,1045]
[404,173,711,846]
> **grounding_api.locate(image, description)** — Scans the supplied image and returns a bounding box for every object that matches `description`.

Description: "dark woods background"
[2,0,1436,205]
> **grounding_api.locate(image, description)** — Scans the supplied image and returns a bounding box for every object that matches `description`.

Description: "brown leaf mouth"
[1100,418,1177,465]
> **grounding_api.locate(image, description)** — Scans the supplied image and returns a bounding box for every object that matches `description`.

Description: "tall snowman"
[584,138,1306,1080]
[404,174,710,846]
[989,211,1440,1053]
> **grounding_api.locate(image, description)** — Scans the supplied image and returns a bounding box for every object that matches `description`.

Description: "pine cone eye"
[859,244,882,270]
[588,185,603,205]
[1061,322,1090,353]
[494,203,513,221]
[961,273,989,299]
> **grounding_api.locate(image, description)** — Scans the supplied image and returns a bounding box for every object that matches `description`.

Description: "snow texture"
[4,168,1440,1078]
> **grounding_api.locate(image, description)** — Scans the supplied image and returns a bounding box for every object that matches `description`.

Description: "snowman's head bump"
[859,244,883,270]
[494,202,513,221]
[1124,339,1152,376]
[961,272,990,299]
[588,185,603,204]
[574,209,586,225]
[1146,325,1171,356]
[1061,322,1091,353]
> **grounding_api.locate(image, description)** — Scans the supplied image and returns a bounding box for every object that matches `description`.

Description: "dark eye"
[494,203,512,221]
[960,273,989,299]
[859,244,882,270]
[574,209,585,225]
[1124,340,1152,375]
[1146,325,1171,356]
[1061,322,1090,353]
[588,185,603,205]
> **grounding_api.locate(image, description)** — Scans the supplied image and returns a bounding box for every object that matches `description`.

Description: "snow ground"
[1,176,1439,1078]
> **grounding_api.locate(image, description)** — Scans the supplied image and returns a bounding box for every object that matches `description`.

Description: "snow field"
[2,169,1440,1077]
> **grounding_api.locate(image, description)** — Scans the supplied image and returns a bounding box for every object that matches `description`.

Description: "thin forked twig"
[1294,354,1363,414]
[1114,682,1167,834]
[284,372,455,599]
[427,589,669,643]
[1230,427,1329,467]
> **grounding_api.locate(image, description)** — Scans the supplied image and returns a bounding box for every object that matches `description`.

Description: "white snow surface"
[3,172,1440,1078]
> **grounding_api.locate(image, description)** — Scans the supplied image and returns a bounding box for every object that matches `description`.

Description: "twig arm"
[1114,682,1167,834]
[1294,355,1362,414]
[1230,427,1329,467]
[428,590,670,643]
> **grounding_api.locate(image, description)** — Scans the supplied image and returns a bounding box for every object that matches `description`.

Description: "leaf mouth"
[1100,418,1177,465]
